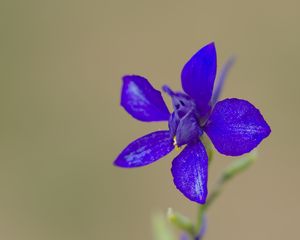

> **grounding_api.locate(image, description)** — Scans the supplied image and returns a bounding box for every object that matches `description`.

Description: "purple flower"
[114,42,271,204]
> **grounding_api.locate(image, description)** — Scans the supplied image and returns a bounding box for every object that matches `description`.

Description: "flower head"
[114,42,271,204]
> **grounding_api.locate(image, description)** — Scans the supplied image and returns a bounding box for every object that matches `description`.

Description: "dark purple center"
[162,85,203,147]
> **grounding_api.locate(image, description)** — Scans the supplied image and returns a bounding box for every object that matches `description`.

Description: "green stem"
[196,205,205,233]
[203,180,223,211]
[205,150,257,210]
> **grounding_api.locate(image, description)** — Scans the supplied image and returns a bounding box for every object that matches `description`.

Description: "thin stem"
[205,150,257,211]
[196,205,205,232]
[203,179,223,211]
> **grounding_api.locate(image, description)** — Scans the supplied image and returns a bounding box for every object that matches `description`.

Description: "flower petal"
[121,75,170,121]
[181,42,217,116]
[175,111,203,147]
[171,141,208,204]
[205,98,271,156]
[211,56,235,105]
[114,131,174,168]
[168,112,179,139]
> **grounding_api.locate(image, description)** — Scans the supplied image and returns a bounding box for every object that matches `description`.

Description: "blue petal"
[205,98,271,156]
[171,141,208,204]
[175,111,203,147]
[162,85,197,119]
[121,75,170,121]
[114,131,174,168]
[168,112,179,139]
[181,43,217,116]
[211,56,235,105]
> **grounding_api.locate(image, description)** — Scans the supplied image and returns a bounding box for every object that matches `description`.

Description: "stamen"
[173,136,181,151]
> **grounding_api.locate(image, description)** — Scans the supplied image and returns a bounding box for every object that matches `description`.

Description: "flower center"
[162,85,203,147]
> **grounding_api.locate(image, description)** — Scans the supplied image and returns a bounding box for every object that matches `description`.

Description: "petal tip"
[113,155,130,168]
[266,122,272,136]
[202,42,216,55]
[121,75,131,83]
[206,41,216,49]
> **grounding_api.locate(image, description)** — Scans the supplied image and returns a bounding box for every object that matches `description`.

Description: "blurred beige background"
[0,0,299,239]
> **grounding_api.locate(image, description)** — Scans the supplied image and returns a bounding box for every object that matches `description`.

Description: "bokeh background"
[1,0,299,239]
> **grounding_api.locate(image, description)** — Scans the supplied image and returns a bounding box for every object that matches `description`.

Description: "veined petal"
[181,43,217,116]
[205,98,271,156]
[121,75,170,121]
[211,56,235,105]
[114,131,174,168]
[171,141,208,204]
